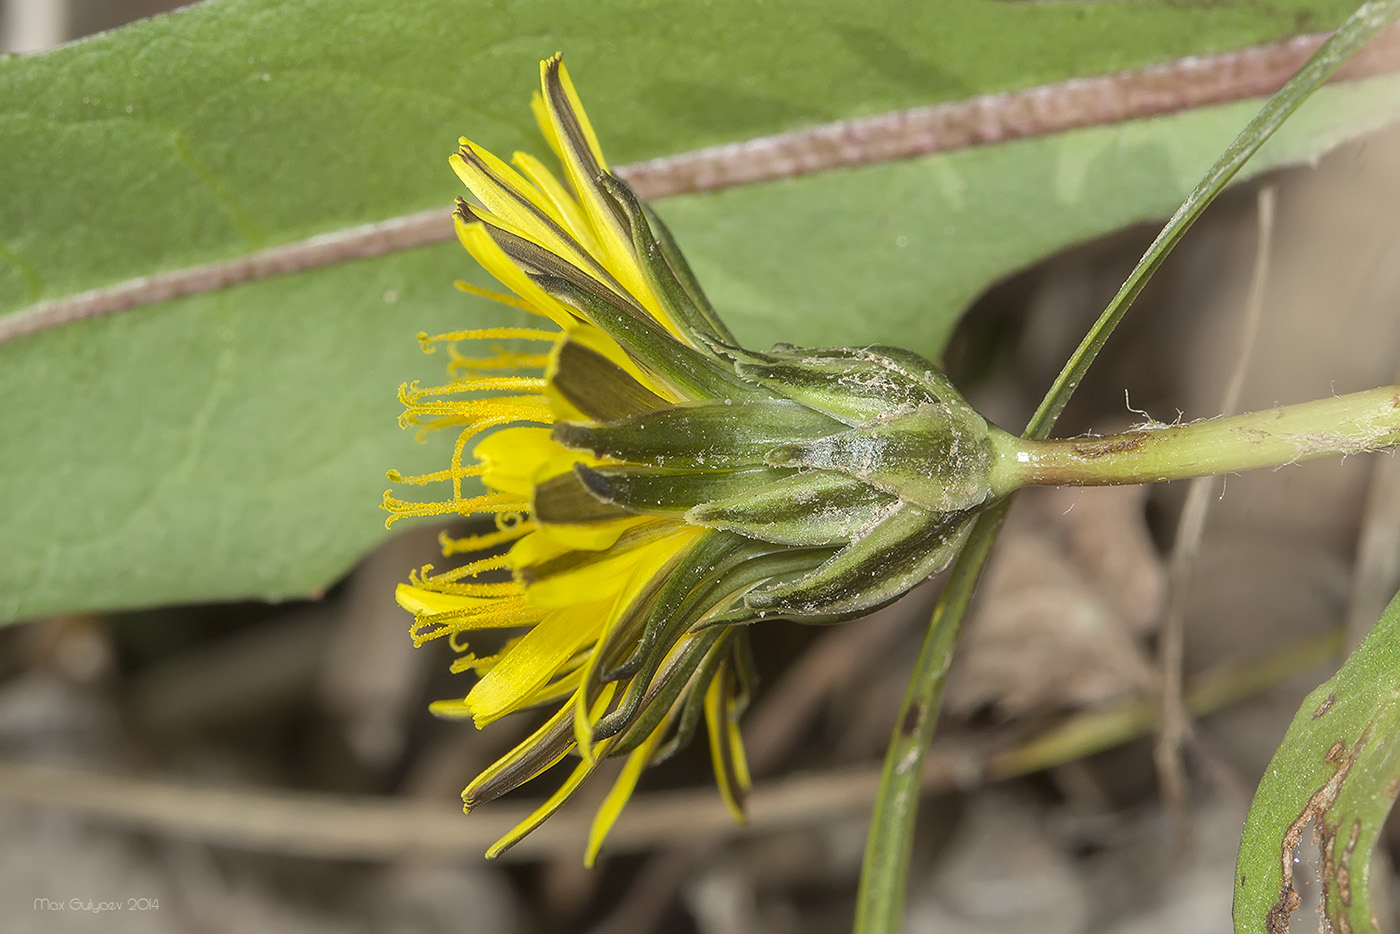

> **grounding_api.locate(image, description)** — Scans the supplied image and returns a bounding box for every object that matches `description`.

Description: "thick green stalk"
[990,385,1400,493]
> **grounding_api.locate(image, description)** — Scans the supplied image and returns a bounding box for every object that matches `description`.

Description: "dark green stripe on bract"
[532,470,633,526]
[608,627,726,757]
[687,469,900,546]
[642,199,735,344]
[590,534,829,747]
[532,272,753,402]
[598,172,736,348]
[551,336,669,421]
[594,531,756,688]
[575,463,792,516]
[745,504,974,618]
[587,533,749,743]
[554,399,843,469]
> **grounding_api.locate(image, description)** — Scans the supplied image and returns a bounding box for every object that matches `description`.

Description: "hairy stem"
[991,385,1400,493]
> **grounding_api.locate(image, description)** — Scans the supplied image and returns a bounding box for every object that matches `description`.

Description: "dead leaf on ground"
[948,484,1166,718]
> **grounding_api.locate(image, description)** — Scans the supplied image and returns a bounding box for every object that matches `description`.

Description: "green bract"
[557,336,1003,621]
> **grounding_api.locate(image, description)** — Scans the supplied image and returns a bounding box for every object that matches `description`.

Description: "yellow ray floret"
[464,600,611,727]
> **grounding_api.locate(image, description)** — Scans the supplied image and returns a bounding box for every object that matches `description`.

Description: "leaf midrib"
[4,25,1397,345]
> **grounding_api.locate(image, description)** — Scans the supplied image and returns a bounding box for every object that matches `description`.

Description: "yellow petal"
[484,748,601,861]
[512,150,601,257]
[512,661,587,711]
[466,602,608,726]
[705,662,751,824]
[533,515,648,552]
[454,215,582,330]
[542,54,609,172]
[522,534,655,607]
[395,582,497,616]
[474,426,570,497]
[521,523,698,608]
[536,56,677,335]
[453,139,570,231]
[452,141,607,282]
[585,707,674,867]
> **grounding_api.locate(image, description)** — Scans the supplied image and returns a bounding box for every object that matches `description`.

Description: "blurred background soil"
[5,3,1400,932]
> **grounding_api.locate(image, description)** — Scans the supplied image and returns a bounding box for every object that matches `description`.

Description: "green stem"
[991,385,1400,493]
[853,501,1009,934]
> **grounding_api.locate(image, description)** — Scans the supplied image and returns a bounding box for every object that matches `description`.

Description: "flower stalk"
[988,384,1400,493]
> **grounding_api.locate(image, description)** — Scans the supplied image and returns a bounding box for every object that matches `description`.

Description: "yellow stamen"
[382,489,527,527]
[400,375,546,403]
[448,349,551,374]
[446,551,514,579]
[446,651,496,677]
[386,463,485,487]
[419,325,558,349]
[396,392,548,424]
[416,561,524,591]
[439,523,535,556]
[405,598,542,646]
[399,395,553,450]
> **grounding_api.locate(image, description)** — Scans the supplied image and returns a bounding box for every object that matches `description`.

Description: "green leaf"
[666,75,1400,354]
[0,0,1365,317]
[1,0,1396,622]
[1235,588,1400,933]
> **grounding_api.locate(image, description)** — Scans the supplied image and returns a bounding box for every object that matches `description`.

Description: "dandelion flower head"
[384,53,998,862]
